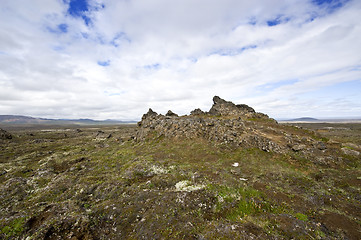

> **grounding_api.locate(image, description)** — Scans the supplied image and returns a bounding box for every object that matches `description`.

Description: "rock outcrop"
[136,96,280,151]
[0,128,12,140]
[190,108,205,116]
[136,96,341,164]
[208,96,255,116]
[166,110,178,117]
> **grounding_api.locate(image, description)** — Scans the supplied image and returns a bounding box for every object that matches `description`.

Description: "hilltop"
[137,96,345,165]
[0,97,360,239]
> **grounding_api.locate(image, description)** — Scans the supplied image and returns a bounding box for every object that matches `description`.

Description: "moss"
[1,217,25,237]
[295,213,308,221]
[208,184,287,222]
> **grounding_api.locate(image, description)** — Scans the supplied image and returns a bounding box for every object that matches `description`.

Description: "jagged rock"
[166,110,178,117]
[208,96,255,116]
[95,131,112,139]
[0,128,12,140]
[138,108,158,127]
[136,96,283,153]
[135,96,339,162]
[142,108,158,120]
[190,108,205,116]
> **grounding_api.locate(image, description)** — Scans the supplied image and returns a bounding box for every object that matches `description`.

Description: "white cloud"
[0,0,360,120]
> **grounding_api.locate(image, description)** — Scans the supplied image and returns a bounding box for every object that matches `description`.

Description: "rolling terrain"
[0,97,360,239]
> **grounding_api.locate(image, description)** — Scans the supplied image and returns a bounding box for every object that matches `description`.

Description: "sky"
[0,0,360,120]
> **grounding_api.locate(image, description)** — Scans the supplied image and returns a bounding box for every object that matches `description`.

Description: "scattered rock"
[317,141,327,150]
[341,147,360,156]
[342,142,360,151]
[291,144,306,152]
[0,128,12,139]
[95,131,112,139]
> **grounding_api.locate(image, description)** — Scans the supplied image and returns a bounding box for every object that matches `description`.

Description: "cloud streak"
[0,0,360,120]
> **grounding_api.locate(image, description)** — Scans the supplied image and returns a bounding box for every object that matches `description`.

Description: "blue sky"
[0,0,360,120]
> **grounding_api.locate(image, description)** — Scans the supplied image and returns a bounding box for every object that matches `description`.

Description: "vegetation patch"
[1,217,25,237]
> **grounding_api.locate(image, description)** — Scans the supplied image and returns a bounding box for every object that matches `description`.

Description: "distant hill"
[0,115,46,124]
[287,117,320,122]
[278,117,361,123]
[0,115,136,125]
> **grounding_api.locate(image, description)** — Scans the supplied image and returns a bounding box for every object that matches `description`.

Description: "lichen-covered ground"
[0,123,360,239]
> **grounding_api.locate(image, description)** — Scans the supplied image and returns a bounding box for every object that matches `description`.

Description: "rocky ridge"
[137,96,343,164]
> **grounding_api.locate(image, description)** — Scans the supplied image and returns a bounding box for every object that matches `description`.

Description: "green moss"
[1,217,25,237]
[295,213,308,221]
[208,184,287,221]
[314,230,326,238]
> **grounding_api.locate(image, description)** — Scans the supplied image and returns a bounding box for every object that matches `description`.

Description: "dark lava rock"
[0,128,12,139]
[166,110,178,117]
[208,96,255,116]
[190,108,205,116]
[138,108,159,126]
[136,96,282,153]
[317,141,327,150]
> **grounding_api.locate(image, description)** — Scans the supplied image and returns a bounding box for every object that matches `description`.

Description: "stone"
[0,128,12,140]
[142,108,158,120]
[317,142,327,150]
[341,147,360,156]
[138,108,159,127]
[292,144,306,152]
[135,96,283,153]
[190,108,205,116]
[166,110,178,117]
[208,96,255,116]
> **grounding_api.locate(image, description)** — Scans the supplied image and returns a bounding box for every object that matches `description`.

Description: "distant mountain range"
[279,117,361,123]
[0,115,136,125]
[286,117,320,122]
